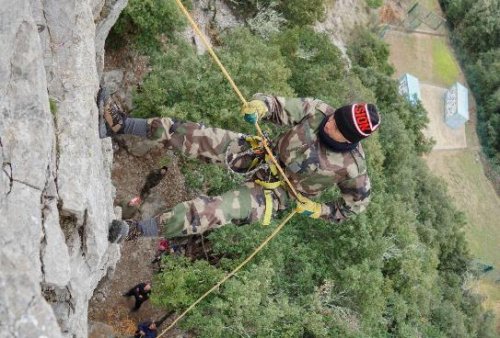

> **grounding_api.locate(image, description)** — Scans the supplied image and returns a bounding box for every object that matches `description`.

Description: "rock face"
[181,0,240,55]
[0,0,126,336]
[315,0,376,65]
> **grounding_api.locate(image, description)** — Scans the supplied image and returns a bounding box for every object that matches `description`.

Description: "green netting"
[405,2,446,31]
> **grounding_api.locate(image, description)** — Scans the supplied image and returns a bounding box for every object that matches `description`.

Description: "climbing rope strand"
[253,123,300,199]
[157,2,302,336]
[174,0,298,199]
[174,0,247,106]
[157,210,297,337]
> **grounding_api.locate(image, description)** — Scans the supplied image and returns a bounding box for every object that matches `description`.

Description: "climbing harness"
[224,135,271,179]
[224,134,284,226]
[157,1,302,336]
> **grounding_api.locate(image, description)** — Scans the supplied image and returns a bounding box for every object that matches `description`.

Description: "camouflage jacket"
[254,94,372,223]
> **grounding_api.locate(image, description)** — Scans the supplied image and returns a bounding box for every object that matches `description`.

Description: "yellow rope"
[174,0,247,105]
[157,211,297,337]
[174,0,299,200]
[156,2,303,336]
[254,123,299,199]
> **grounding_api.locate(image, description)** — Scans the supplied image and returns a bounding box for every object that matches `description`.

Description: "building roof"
[454,82,469,120]
[399,73,421,104]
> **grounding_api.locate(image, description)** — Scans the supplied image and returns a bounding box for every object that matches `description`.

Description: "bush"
[181,157,244,196]
[365,0,383,9]
[275,27,372,106]
[246,4,287,40]
[348,29,394,76]
[151,255,224,310]
[132,28,294,135]
[113,0,189,52]
[226,0,326,27]
[278,0,326,26]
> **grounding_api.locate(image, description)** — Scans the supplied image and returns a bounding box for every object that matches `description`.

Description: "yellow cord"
[174,0,247,105]
[156,2,303,336]
[157,211,297,337]
[174,0,298,199]
[254,123,299,199]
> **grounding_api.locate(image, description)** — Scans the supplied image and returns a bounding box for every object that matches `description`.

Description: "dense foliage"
[110,1,496,336]
[439,0,500,168]
[111,0,190,52]
[226,0,326,27]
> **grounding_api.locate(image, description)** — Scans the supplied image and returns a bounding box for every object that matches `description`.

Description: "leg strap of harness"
[254,179,283,226]
[262,190,273,226]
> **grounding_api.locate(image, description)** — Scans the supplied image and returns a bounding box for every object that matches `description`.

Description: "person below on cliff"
[123,280,152,312]
[133,312,170,338]
[134,320,157,338]
[121,165,169,219]
[97,88,381,242]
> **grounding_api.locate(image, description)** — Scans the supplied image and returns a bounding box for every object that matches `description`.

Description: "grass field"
[426,150,500,264]
[425,150,500,267]
[384,31,462,86]
[431,38,461,86]
[426,150,500,331]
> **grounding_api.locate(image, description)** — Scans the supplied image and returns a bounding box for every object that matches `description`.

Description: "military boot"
[108,218,161,243]
[108,220,130,243]
[97,87,127,138]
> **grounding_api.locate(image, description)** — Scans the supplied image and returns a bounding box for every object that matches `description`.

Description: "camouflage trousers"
[147,117,291,238]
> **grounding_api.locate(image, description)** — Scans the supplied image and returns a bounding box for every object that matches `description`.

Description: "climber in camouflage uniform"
[99,88,380,242]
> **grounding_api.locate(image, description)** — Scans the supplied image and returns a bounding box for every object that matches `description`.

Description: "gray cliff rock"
[0,0,126,336]
[181,0,240,55]
[315,0,376,66]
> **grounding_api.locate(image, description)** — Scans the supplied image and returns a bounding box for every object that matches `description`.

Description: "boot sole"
[97,87,110,139]
[108,220,129,243]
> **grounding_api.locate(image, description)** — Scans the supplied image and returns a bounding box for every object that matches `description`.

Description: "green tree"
[275,27,373,106]
[133,28,294,134]
[439,0,476,28]
[455,0,500,56]
[278,0,326,26]
[467,49,500,105]
[225,0,326,27]
[112,0,189,52]
[348,29,394,76]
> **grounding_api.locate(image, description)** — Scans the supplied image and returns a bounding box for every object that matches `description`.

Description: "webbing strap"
[245,135,263,150]
[255,179,282,226]
[262,190,273,226]
[264,154,278,176]
[254,179,282,190]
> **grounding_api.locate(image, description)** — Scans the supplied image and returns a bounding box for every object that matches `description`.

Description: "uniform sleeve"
[320,173,371,223]
[252,94,326,126]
